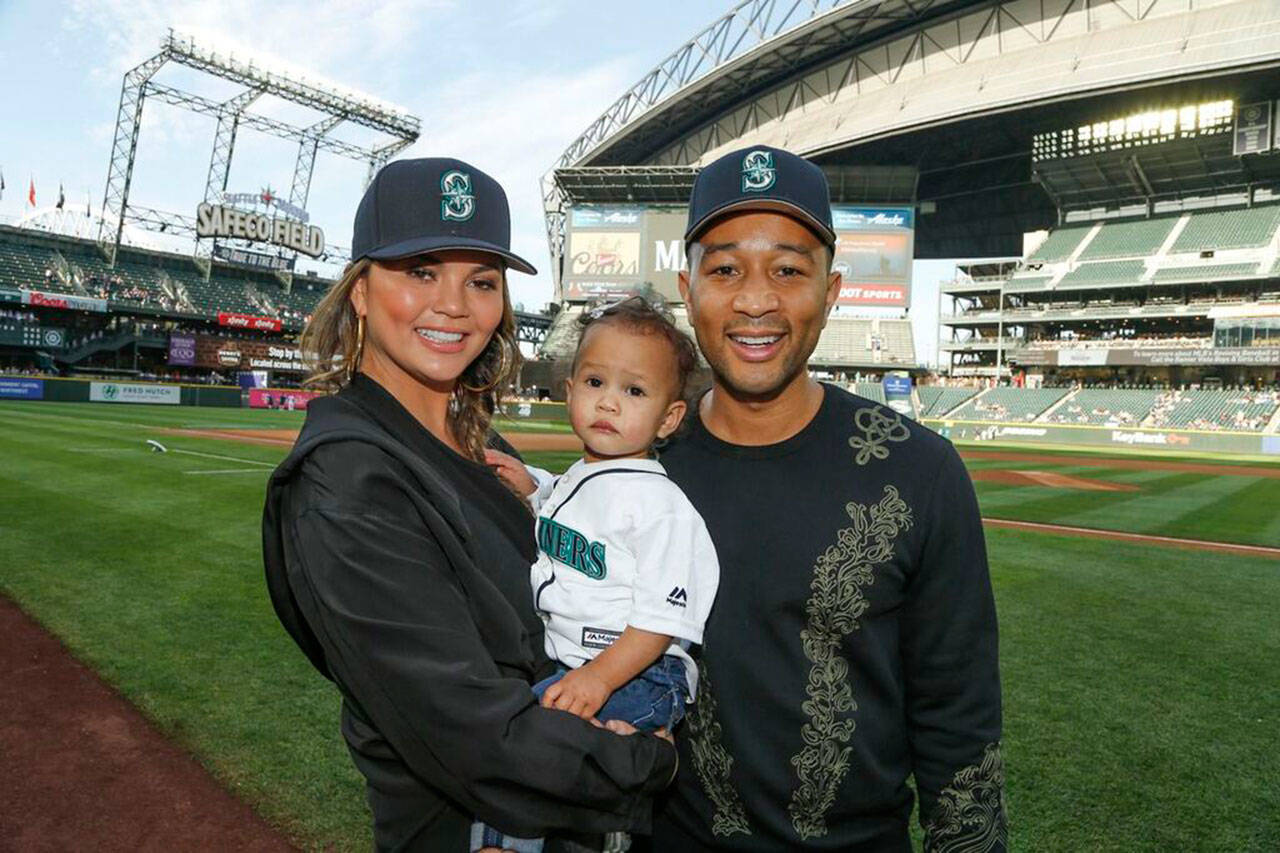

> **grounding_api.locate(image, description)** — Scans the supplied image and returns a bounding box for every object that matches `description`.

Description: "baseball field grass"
[1,400,1277,850]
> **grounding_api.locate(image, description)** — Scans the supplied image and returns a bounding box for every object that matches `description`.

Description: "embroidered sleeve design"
[923,742,1008,853]
[787,485,914,839]
[848,405,910,466]
[686,661,752,836]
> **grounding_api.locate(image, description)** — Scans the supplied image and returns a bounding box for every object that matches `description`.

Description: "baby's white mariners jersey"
[528,457,720,698]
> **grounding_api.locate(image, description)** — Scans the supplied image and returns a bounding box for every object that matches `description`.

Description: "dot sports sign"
[831,207,914,308]
[89,381,181,405]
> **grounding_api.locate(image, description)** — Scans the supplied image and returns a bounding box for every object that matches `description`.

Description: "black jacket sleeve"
[281,442,675,838]
[901,445,1007,851]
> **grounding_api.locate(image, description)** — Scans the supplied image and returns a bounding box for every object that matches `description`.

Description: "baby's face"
[566,324,686,463]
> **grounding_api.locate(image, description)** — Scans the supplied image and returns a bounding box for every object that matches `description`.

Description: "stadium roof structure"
[99,30,421,283]
[546,0,1280,276]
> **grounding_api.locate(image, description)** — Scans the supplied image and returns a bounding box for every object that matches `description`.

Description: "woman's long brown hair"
[299,258,522,462]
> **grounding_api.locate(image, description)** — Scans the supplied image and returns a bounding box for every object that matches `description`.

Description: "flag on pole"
[57,184,65,210]
[86,189,91,218]
[28,177,35,207]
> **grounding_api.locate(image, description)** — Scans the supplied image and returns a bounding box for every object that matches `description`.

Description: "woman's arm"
[281,443,675,838]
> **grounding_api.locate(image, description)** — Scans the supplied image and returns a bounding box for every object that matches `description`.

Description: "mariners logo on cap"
[440,170,475,222]
[741,150,776,193]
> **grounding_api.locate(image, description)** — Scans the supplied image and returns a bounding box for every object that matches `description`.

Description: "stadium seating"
[1044,389,1161,426]
[853,382,886,403]
[810,317,915,366]
[1171,205,1280,252]
[1004,274,1054,292]
[947,387,1069,422]
[916,386,977,417]
[537,304,586,360]
[1150,263,1259,284]
[1056,260,1146,290]
[1146,389,1280,432]
[1027,225,1092,262]
[1078,217,1177,261]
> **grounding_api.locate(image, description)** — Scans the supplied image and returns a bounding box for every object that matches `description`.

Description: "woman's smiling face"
[350,251,507,394]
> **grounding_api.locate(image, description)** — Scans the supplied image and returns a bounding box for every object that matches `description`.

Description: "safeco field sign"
[89,382,181,405]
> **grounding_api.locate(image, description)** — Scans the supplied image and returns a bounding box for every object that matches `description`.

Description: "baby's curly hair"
[572,296,699,400]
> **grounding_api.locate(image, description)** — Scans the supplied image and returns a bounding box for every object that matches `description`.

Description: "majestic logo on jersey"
[666,586,688,608]
[741,150,776,193]
[439,170,475,221]
[538,517,607,579]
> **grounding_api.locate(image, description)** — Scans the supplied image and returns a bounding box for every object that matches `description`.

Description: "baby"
[474,297,719,853]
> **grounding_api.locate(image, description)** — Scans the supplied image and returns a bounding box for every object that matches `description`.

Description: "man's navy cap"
[352,157,536,275]
[685,145,835,248]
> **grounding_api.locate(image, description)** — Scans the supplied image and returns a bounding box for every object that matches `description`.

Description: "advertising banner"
[190,335,304,372]
[1009,346,1280,367]
[21,289,108,313]
[213,244,295,272]
[831,207,914,308]
[218,312,283,332]
[562,205,686,301]
[0,378,44,399]
[168,334,197,366]
[881,374,913,416]
[89,381,181,405]
[248,388,323,410]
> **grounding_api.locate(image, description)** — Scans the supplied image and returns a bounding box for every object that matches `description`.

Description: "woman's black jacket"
[262,377,674,850]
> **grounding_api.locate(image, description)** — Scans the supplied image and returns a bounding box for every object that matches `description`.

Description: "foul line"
[983,517,1280,559]
[184,468,269,475]
[170,448,274,467]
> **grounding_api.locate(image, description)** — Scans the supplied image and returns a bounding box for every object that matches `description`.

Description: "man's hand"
[484,448,537,496]
[541,666,612,719]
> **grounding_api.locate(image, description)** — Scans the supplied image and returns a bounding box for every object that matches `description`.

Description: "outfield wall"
[0,375,240,407]
[924,418,1280,456]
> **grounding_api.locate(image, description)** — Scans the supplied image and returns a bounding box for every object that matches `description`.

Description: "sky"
[0,0,956,367]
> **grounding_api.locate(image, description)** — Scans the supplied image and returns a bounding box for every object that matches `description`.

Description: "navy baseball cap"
[352,157,537,275]
[685,145,836,248]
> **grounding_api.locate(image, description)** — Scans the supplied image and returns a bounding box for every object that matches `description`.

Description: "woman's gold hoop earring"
[460,336,513,394]
[347,314,366,383]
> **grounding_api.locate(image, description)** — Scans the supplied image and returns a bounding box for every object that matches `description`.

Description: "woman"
[262,158,676,850]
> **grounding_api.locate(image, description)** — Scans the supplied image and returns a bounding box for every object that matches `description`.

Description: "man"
[651,146,1005,850]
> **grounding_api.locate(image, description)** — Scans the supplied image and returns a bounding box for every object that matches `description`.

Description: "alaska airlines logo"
[439,170,475,222]
[538,517,607,579]
[741,149,776,192]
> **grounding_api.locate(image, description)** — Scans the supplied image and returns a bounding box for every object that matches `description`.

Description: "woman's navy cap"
[685,146,836,248]
[352,158,537,275]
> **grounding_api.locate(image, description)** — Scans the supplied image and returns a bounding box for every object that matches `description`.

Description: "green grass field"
[1,400,1277,851]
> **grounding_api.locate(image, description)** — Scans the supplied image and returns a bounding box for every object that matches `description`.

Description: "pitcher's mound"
[973,469,1138,492]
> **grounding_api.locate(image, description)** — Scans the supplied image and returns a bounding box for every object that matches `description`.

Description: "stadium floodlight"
[1033,99,1234,162]
[98,29,419,286]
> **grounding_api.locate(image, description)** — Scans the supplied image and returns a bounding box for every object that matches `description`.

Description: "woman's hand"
[601,719,675,745]
[541,667,611,719]
[484,448,537,496]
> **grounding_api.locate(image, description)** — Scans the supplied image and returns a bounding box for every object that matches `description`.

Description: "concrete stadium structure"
[543,0,1280,382]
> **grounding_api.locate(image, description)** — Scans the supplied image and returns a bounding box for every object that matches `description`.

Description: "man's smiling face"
[680,211,841,401]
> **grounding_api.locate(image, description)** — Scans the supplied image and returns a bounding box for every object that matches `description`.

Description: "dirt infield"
[971,469,1139,492]
[961,449,1280,479]
[982,518,1280,559]
[0,595,294,852]
[165,427,584,453]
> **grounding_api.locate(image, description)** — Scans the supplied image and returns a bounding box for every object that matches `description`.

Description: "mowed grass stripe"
[989,526,1279,850]
[972,469,1280,549]
[1153,475,1280,547]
